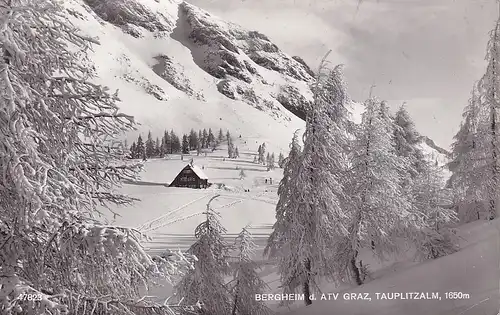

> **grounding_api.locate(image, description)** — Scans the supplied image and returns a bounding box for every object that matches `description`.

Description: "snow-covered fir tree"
[393,104,427,182]
[258,143,266,165]
[182,134,190,154]
[208,128,215,146]
[0,1,194,314]
[174,196,233,315]
[155,137,161,156]
[448,83,487,222]
[448,17,500,221]
[278,152,285,168]
[230,227,272,315]
[171,130,180,153]
[341,97,417,285]
[234,146,239,158]
[257,145,263,163]
[202,128,208,148]
[239,169,246,180]
[265,130,302,258]
[463,19,500,220]
[136,134,146,159]
[228,138,235,158]
[265,61,352,306]
[130,141,137,159]
[146,131,155,158]
[412,162,459,260]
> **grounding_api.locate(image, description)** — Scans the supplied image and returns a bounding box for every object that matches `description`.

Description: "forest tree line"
[128,128,240,159]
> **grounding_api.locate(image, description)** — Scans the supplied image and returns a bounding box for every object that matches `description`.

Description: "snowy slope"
[284,219,499,315]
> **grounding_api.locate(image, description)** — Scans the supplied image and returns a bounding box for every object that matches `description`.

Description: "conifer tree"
[155,137,161,157]
[175,196,233,315]
[228,139,235,158]
[270,153,275,170]
[161,130,170,157]
[208,128,215,147]
[169,130,177,153]
[342,98,415,285]
[189,128,198,150]
[239,169,246,180]
[234,146,239,158]
[266,62,352,306]
[265,130,302,258]
[145,131,155,158]
[278,152,285,168]
[130,142,137,159]
[0,1,193,313]
[182,134,190,154]
[393,104,427,183]
[478,18,500,219]
[159,139,166,158]
[230,227,272,315]
[136,134,146,160]
[412,163,459,260]
[260,143,266,164]
[448,84,487,221]
[197,141,202,156]
[203,128,208,148]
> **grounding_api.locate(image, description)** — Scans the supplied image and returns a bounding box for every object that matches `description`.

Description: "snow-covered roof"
[189,164,208,180]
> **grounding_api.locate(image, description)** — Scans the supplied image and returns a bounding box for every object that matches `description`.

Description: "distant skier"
[265,179,267,184]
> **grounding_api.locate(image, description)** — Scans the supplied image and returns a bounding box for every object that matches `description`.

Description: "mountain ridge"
[66,0,448,161]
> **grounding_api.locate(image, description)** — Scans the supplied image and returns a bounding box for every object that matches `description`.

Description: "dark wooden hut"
[169,164,208,189]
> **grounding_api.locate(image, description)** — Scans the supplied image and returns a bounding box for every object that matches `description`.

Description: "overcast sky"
[187,0,498,149]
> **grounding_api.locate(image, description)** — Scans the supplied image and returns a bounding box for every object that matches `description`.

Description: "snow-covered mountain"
[64,0,448,163]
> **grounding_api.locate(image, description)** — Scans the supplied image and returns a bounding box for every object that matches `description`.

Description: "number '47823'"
[19,293,43,301]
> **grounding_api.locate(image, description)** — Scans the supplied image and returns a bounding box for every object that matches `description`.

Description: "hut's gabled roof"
[190,164,208,180]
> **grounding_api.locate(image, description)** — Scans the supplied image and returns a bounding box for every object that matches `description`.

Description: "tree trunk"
[351,250,363,286]
[490,23,500,220]
[490,107,498,220]
[303,258,312,305]
[231,280,239,315]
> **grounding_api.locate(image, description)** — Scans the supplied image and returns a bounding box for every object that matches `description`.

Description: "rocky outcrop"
[275,85,312,121]
[121,74,168,101]
[152,55,205,101]
[231,29,314,82]
[420,136,451,157]
[82,0,175,36]
[217,80,237,99]
[178,3,313,86]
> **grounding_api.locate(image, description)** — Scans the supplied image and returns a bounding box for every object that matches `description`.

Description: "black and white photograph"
[1,0,499,314]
